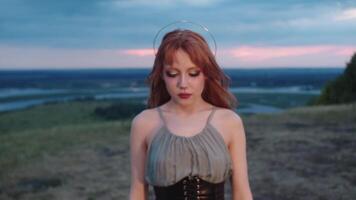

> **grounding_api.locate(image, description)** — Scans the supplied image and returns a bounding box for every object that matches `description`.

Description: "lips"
[178,93,192,98]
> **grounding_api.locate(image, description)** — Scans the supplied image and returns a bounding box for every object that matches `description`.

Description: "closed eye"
[166,72,178,77]
[189,72,200,77]
[165,71,201,78]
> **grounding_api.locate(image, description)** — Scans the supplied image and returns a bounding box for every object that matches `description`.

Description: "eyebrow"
[166,66,199,70]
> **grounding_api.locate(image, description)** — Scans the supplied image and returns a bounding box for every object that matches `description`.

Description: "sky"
[0,0,355,69]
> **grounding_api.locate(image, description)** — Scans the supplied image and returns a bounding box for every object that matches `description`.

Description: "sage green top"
[145,106,232,186]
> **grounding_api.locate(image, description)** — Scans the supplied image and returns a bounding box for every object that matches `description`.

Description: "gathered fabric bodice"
[145,106,233,187]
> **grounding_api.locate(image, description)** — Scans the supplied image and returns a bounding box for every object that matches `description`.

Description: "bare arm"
[129,113,149,200]
[228,112,253,200]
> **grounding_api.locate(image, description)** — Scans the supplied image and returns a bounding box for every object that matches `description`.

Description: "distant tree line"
[94,99,146,120]
[310,52,356,105]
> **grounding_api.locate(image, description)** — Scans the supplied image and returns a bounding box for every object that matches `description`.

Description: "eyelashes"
[166,71,201,78]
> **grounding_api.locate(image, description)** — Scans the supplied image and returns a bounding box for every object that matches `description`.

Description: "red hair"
[145,29,238,109]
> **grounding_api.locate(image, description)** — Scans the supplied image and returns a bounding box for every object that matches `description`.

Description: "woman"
[129,29,253,200]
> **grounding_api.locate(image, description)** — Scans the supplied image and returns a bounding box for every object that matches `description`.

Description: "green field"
[0,101,131,178]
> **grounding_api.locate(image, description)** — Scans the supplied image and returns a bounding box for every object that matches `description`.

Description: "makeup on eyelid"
[165,71,201,77]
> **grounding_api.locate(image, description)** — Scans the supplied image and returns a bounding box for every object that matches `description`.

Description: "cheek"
[192,77,206,91]
[163,77,177,92]
[197,75,206,85]
[199,79,206,90]
[163,77,176,85]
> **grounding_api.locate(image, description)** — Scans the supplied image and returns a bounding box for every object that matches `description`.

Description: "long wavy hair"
[145,29,238,110]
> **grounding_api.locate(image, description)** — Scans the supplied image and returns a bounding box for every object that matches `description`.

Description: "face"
[162,48,207,105]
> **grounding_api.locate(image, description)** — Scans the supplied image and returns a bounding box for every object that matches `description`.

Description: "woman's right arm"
[129,112,149,200]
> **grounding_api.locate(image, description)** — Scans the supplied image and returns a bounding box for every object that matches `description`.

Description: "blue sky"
[0,0,355,69]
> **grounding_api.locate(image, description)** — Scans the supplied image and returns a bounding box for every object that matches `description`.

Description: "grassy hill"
[0,101,355,199]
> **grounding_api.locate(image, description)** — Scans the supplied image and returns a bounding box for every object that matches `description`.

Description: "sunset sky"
[0,0,355,69]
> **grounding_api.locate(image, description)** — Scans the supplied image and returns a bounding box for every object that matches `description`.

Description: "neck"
[165,100,212,116]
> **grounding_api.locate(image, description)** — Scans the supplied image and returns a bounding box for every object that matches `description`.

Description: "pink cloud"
[334,47,356,56]
[217,45,355,68]
[119,49,154,57]
[0,45,355,69]
[228,45,345,60]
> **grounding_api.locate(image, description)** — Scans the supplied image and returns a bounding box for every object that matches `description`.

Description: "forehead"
[164,49,199,70]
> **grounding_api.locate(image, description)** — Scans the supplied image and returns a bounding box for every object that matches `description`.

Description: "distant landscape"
[0,68,342,114]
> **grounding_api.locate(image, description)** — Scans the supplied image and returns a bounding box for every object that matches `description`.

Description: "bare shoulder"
[131,107,159,130]
[130,107,160,143]
[214,107,244,146]
[214,107,242,125]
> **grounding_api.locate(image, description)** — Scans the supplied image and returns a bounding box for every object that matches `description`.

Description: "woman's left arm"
[227,111,253,200]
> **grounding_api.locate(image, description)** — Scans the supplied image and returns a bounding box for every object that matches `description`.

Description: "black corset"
[153,175,225,200]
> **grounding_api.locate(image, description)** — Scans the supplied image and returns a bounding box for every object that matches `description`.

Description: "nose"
[177,74,188,89]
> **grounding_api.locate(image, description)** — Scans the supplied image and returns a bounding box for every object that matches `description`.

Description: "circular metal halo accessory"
[152,20,217,57]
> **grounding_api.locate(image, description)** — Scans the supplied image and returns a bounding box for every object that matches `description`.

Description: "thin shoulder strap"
[156,106,167,125]
[206,106,216,124]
